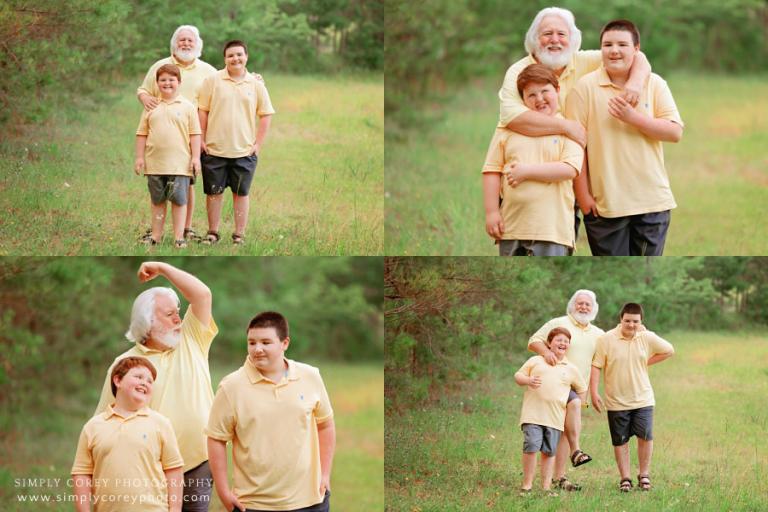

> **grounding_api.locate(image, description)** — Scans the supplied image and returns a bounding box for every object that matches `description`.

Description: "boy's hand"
[608,96,640,124]
[563,119,587,148]
[527,375,542,389]
[140,94,159,112]
[190,158,201,177]
[591,392,604,413]
[319,475,331,497]
[485,210,504,240]
[201,141,208,154]
[504,161,527,188]
[250,142,260,156]
[578,193,599,217]
[252,72,265,83]
[220,490,245,512]
[134,158,145,175]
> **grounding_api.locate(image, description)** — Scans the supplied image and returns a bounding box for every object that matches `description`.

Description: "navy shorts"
[202,153,257,196]
[235,490,330,512]
[607,406,654,446]
[583,210,670,256]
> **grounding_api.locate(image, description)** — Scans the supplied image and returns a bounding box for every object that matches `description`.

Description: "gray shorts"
[182,461,213,512]
[607,406,654,446]
[147,175,191,206]
[499,239,572,256]
[521,423,562,455]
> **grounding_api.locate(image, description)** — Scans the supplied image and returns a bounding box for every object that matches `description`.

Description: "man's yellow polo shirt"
[205,357,333,511]
[528,314,605,384]
[592,326,674,411]
[517,355,586,431]
[482,121,583,247]
[71,405,184,511]
[565,67,683,218]
[95,309,218,473]
[498,50,602,126]
[198,69,276,158]
[136,96,201,176]
[137,56,217,108]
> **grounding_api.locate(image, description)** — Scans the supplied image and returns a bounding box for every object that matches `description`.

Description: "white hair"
[170,25,203,59]
[125,287,180,343]
[524,7,582,56]
[567,289,599,321]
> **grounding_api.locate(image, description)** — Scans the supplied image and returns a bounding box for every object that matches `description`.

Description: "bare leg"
[613,443,631,480]
[540,453,555,490]
[553,431,570,481]
[150,201,166,242]
[170,203,187,241]
[564,399,582,453]
[206,194,224,234]
[185,184,195,231]
[638,438,653,476]
[521,452,537,490]
[233,193,250,237]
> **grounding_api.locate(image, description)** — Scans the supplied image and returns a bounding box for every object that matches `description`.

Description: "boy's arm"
[647,351,674,366]
[164,467,183,512]
[137,262,212,326]
[207,438,245,512]
[482,173,504,240]
[623,51,651,107]
[514,371,541,388]
[189,134,201,176]
[505,160,577,187]
[506,112,587,148]
[589,366,603,412]
[607,96,683,142]
[317,418,336,496]
[135,135,147,175]
[198,110,208,154]
[251,114,273,156]
[573,152,598,216]
[72,475,92,512]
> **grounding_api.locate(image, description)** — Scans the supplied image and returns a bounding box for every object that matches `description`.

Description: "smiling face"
[174,29,197,63]
[522,81,559,116]
[225,45,248,76]
[114,366,154,405]
[247,327,289,377]
[548,333,571,358]
[535,15,573,69]
[601,29,638,77]
[156,72,180,99]
[620,313,643,338]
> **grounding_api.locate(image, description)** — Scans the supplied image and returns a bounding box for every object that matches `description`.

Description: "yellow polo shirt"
[517,355,586,431]
[565,67,683,218]
[198,69,276,158]
[137,56,217,108]
[498,50,602,126]
[136,96,201,176]
[482,122,583,247]
[71,405,184,512]
[205,357,334,511]
[528,314,605,383]
[95,309,218,473]
[592,326,675,411]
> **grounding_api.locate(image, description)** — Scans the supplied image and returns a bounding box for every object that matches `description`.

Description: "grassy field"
[385,332,768,511]
[385,73,768,255]
[0,361,383,511]
[0,73,383,255]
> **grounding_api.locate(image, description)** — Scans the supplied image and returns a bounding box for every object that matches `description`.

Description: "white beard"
[174,49,196,63]
[157,330,181,349]
[571,310,595,325]
[536,46,574,70]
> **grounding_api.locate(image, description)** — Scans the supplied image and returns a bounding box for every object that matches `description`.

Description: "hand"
[563,119,587,148]
[485,210,504,240]
[250,142,260,156]
[621,83,641,107]
[134,158,145,176]
[140,94,159,112]
[319,475,331,497]
[543,350,558,366]
[190,158,201,177]
[578,193,599,217]
[528,375,542,389]
[220,489,245,512]
[591,393,603,413]
[608,96,640,124]
[504,161,527,188]
[201,141,208,155]
[137,262,165,283]
[252,72,265,83]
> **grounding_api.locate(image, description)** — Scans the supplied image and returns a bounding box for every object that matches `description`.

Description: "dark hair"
[156,63,181,82]
[600,19,640,47]
[619,302,644,320]
[247,311,289,340]
[110,357,157,397]
[223,40,248,56]
[546,326,572,346]
[516,63,560,98]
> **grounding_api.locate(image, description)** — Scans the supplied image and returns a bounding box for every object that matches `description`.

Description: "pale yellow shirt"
[482,121,583,247]
[137,56,217,108]
[517,355,586,431]
[205,357,333,511]
[95,309,218,472]
[565,67,683,218]
[198,69,276,158]
[136,96,201,176]
[528,314,605,384]
[592,326,675,411]
[498,50,602,126]
[71,405,183,512]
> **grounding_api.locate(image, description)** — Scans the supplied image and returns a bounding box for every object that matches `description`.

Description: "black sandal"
[183,228,200,241]
[619,478,633,492]
[571,449,593,467]
[638,474,651,491]
[174,239,188,248]
[554,476,581,491]
[200,231,220,245]
[232,233,245,245]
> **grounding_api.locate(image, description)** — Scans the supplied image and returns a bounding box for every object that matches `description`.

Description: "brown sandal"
[638,474,651,491]
[619,478,633,492]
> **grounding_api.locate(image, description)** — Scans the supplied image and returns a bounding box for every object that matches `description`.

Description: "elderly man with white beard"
[95,261,218,511]
[527,289,604,492]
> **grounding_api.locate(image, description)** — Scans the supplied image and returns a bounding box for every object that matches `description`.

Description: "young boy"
[197,40,275,246]
[590,303,674,492]
[135,63,202,248]
[515,327,588,495]
[482,63,584,256]
[205,311,335,512]
[72,356,184,511]
[565,19,684,256]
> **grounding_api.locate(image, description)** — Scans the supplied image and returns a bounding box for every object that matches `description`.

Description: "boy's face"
[548,333,570,357]
[225,46,248,75]
[247,326,289,375]
[114,366,154,405]
[521,82,559,116]
[601,29,638,75]
[149,294,182,348]
[620,313,643,338]
[157,73,180,98]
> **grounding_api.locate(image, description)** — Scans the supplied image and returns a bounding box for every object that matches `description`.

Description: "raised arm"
[317,419,336,497]
[137,262,212,325]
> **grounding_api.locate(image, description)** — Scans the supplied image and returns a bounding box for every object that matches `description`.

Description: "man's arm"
[137,262,212,325]
[505,161,577,187]
[198,109,208,154]
[164,467,183,512]
[590,366,603,412]
[72,475,92,512]
[506,112,587,148]
[317,419,336,496]
[623,51,651,107]
[251,114,272,156]
[207,438,245,512]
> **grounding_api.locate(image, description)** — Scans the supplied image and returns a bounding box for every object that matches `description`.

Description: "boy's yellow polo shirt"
[95,309,218,473]
[136,96,201,176]
[71,405,184,512]
[592,326,675,411]
[198,69,276,158]
[565,67,683,218]
[482,121,583,247]
[498,50,602,126]
[517,355,586,431]
[137,56,217,108]
[528,315,605,384]
[205,357,333,511]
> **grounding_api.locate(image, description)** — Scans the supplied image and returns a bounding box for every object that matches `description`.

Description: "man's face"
[174,30,197,62]
[225,46,248,75]
[522,82,559,116]
[601,30,637,75]
[247,327,288,376]
[620,313,642,338]
[535,15,573,69]
[149,294,181,348]
[157,73,179,97]
[548,333,571,357]
[115,366,154,405]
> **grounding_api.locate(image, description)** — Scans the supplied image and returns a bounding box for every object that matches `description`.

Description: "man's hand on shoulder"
[562,119,587,148]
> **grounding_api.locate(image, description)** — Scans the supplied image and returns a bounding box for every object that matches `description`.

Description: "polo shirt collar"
[530,53,578,81]
[244,356,299,384]
[614,324,638,341]
[134,341,165,355]
[223,68,253,83]
[104,404,150,420]
[171,55,197,69]
[567,313,590,330]
[597,65,623,89]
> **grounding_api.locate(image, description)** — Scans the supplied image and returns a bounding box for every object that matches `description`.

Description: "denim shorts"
[147,175,190,205]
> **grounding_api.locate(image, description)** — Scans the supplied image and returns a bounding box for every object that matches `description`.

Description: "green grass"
[0,73,383,255]
[385,332,768,511]
[385,72,768,255]
[0,361,383,511]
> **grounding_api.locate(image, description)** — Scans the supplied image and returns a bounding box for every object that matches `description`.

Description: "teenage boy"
[565,19,684,256]
[135,64,202,248]
[205,312,336,512]
[198,40,275,245]
[590,303,675,492]
[72,357,184,512]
